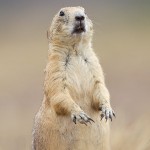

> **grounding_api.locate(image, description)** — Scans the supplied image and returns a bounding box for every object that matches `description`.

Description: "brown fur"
[32,6,114,150]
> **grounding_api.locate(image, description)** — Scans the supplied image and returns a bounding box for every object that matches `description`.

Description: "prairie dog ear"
[77,6,85,11]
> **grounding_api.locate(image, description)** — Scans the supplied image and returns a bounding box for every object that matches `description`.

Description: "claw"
[73,116,76,124]
[109,114,112,121]
[101,113,104,120]
[83,122,87,126]
[87,117,95,123]
[105,116,108,122]
[80,121,87,126]
[79,115,84,120]
[99,104,116,122]
[84,114,95,123]
[79,115,87,126]
[113,111,116,118]
[105,110,109,121]
[72,112,94,125]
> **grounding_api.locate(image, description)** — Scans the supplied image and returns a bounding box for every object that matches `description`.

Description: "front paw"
[99,104,116,121]
[71,110,95,126]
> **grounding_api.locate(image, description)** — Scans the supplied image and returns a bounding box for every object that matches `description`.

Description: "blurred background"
[0,0,150,149]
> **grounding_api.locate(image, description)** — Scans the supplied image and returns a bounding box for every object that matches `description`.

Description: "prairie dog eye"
[59,11,65,16]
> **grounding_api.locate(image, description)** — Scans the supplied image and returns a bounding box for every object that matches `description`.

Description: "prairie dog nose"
[75,15,85,21]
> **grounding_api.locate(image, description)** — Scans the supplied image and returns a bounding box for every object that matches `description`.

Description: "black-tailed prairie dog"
[32,6,115,150]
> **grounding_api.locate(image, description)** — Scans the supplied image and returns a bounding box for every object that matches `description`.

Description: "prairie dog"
[32,6,115,150]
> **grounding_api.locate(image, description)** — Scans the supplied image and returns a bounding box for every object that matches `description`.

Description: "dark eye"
[59,11,65,16]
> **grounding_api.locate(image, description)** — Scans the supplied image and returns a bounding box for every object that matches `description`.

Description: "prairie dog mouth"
[73,23,86,34]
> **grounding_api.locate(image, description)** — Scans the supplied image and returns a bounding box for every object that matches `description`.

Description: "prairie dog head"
[48,6,93,45]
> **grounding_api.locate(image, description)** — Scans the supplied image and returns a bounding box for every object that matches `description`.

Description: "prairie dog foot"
[99,104,116,121]
[71,110,94,126]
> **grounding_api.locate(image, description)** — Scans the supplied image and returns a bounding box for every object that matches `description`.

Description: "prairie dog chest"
[64,50,94,95]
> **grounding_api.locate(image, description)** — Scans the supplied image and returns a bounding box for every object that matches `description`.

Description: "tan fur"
[32,6,114,150]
